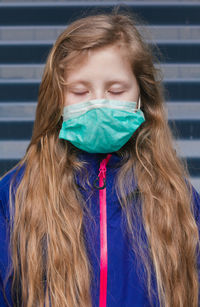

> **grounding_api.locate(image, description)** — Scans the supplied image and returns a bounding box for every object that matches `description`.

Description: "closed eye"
[72,91,124,95]
[109,91,124,95]
[72,92,88,95]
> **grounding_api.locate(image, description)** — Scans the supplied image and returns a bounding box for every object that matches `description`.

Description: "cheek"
[122,89,139,102]
[64,92,88,106]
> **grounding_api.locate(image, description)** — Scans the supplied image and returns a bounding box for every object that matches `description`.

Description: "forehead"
[63,45,133,82]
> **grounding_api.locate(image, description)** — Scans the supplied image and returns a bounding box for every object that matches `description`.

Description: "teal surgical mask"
[59,96,145,153]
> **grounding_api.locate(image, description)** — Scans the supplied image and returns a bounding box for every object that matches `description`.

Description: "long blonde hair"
[1,9,199,307]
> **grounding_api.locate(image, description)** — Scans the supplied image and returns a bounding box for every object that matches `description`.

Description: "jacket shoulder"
[191,184,200,225]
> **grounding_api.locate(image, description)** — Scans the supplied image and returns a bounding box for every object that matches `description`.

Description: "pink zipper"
[97,154,112,307]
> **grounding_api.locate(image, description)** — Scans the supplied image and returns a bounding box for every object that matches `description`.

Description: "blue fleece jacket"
[0,149,200,307]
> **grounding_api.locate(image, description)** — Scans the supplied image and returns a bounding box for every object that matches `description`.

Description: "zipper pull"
[93,166,106,190]
[92,154,112,190]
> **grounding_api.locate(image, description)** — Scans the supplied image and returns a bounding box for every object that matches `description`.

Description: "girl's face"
[63,44,140,107]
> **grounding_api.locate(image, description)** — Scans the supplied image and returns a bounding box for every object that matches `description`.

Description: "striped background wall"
[0,1,200,192]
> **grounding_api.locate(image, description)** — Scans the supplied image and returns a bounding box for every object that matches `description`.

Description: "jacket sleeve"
[0,196,12,307]
[0,166,26,307]
[0,169,18,307]
[191,184,200,302]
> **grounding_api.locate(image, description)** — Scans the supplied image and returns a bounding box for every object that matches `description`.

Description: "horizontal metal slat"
[0,25,200,42]
[0,42,200,64]
[1,63,200,81]
[0,3,200,26]
[168,120,200,139]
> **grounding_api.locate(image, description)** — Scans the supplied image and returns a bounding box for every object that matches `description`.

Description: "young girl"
[0,11,200,307]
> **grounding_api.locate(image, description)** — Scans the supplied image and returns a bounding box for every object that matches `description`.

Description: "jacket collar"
[74,147,139,203]
[75,147,124,169]
[74,148,125,192]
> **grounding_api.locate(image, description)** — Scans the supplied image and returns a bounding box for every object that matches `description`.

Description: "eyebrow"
[67,79,130,87]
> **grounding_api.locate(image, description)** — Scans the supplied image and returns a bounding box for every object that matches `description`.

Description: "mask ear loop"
[137,95,141,110]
